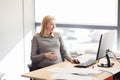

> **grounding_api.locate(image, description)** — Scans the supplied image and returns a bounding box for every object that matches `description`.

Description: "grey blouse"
[31,32,71,68]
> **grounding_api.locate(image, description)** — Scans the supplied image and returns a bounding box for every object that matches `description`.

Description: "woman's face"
[46,19,55,32]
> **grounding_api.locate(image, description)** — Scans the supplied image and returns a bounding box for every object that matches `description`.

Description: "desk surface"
[21,59,120,80]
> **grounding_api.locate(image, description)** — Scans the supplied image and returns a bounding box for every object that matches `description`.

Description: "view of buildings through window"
[36,26,117,52]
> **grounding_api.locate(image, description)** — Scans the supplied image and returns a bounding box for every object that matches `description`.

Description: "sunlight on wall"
[0,39,24,80]
[0,31,33,80]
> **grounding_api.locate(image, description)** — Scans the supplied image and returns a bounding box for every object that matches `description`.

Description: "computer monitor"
[96,30,116,67]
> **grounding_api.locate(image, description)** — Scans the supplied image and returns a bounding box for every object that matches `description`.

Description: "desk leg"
[113,71,120,80]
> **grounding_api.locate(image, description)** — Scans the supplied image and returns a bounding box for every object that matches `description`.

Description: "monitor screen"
[96,30,116,60]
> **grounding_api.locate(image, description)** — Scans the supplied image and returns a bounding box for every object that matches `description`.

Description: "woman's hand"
[44,52,58,60]
[70,58,80,64]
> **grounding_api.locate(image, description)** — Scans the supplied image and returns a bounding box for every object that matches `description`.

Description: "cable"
[99,69,113,74]
[106,49,120,64]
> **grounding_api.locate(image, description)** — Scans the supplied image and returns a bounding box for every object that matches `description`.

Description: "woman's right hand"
[44,52,58,60]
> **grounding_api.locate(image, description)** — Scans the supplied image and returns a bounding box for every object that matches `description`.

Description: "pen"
[71,73,91,76]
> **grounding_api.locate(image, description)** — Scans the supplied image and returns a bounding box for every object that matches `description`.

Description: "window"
[35,0,118,52]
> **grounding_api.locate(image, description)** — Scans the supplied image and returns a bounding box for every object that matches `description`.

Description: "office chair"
[27,64,35,72]
[27,62,41,80]
[27,64,35,80]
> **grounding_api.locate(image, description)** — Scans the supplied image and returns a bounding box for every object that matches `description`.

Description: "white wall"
[0,0,35,80]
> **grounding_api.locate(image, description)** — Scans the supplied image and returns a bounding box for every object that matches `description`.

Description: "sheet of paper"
[48,67,102,75]
[98,67,120,74]
[51,73,99,80]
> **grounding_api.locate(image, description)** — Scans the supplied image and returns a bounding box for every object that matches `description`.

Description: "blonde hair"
[39,15,55,36]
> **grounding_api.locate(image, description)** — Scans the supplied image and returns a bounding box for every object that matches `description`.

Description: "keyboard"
[74,59,96,68]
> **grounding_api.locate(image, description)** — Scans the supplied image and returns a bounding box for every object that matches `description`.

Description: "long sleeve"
[30,35,45,62]
[59,33,72,61]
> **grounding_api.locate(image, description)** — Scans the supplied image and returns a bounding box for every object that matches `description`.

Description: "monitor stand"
[98,49,114,68]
